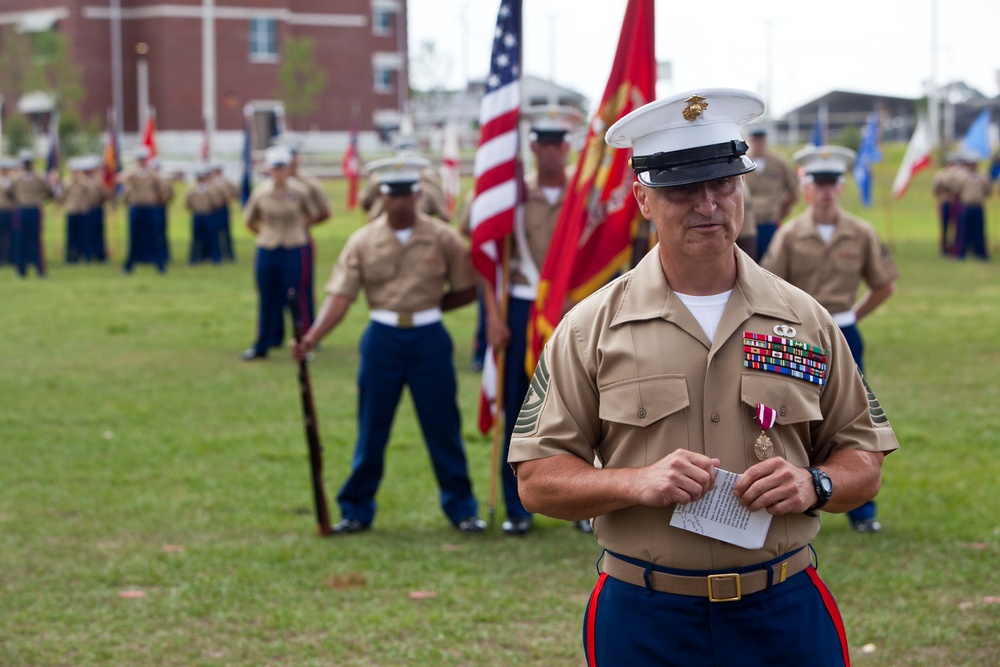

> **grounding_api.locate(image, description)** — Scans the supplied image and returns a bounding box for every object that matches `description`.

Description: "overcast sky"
[408,0,999,118]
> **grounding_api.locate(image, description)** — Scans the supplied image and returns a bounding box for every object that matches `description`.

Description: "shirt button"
[637,407,647,419]
[711,412,720,423]
[779,406,788,417]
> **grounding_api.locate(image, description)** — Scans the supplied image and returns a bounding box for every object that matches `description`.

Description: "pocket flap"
[741,373,822,425]
[599,375,690,427]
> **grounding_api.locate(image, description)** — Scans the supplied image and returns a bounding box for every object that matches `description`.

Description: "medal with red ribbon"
[754,403,777,461]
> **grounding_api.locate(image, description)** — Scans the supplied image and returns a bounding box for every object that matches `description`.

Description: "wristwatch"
[804,467,833,516]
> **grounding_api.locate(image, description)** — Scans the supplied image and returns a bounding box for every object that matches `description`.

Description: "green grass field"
[1,149,998,666]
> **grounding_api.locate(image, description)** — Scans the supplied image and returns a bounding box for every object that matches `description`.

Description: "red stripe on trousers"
[806,566,851,666]
[585,573,609,667]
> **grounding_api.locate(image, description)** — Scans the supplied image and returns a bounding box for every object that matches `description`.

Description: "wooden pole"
[487,234,512,527]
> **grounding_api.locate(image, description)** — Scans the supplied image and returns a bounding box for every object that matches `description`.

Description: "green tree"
[277,36,327,126]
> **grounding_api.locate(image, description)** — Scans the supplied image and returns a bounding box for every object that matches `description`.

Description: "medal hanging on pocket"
[754,403,777,461]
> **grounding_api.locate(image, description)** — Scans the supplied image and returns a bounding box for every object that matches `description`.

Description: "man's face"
[747,135,767,155]
[531,140,569,172]
[805,179,843,210]
[634,175,744,261]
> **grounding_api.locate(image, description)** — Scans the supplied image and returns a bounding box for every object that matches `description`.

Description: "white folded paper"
[669,468,772,549]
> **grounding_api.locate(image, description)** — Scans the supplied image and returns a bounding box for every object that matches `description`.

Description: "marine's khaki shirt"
[185,184,225,215]
[292,170,332,221]
[931,165,962,201]
[956,170,991,206]
[738,179,757,240]
[325,212,475,313]
[243,178,318,249]
[10,173,53,207]
[761,209,899,315]
[120,167,164,206]
[510,171,564,288]
[0,176,14,210]
[744,150,799,223]
[509,248,898,570]
[60,176,101,214]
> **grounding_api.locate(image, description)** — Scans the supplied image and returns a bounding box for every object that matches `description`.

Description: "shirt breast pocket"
[598,375,691,463]
[362,254,398,285]
[740,373,822,466]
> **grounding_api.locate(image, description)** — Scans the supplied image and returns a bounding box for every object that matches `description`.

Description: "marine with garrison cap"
[291,154,487,535]
[509,88,898,666]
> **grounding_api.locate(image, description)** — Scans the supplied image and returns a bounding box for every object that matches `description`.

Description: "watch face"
[820,475,833,494]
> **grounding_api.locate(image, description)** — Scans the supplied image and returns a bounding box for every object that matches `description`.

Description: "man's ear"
[633,181,651,218]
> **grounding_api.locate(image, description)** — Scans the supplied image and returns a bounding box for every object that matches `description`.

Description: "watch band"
[805,466,832,515]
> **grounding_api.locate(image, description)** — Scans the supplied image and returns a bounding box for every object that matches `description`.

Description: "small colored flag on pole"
[200,114,211,162]
[959,109,992,160]
[45,111,60,181]
[103,109,122,195]
[440,119,461,213]
[470,0,523,434]
[853,112,881,208]
[342,119,361,210]
[142,107,158,159]
[526,0,656,374]
[240,107,253,205]
[892,117,932,199]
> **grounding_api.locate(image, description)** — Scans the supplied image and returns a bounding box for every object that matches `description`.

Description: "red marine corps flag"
[470,0,522,435]
[342,118,361,210]
[526,0,656,372]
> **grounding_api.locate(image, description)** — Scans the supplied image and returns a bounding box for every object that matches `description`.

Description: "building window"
[373,8,393,36]
[249,17,278,62]
[374,66,394,94]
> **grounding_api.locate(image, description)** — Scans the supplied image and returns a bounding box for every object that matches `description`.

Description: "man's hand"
[631,450,721,507]
[733,457,814,515]
[486,313,511,350]
[290,334,315,362]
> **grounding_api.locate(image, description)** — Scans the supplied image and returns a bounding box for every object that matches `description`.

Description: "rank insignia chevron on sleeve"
[513,351,550,436]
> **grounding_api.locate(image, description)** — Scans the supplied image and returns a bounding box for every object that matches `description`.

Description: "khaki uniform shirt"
[931,165,962,201]
[10,173,53,207]
[511,171,565,288]
[325,212,475,312]
[120,167,165,206]
[956,170,991,206]
[744,150,799,223]
[185,183,225,215]
[60,175,98,214]
[739,181,757,240]
[0,175,15,211]
[292,170,332,222]
[762,210,899,315]
[509,248,898,570]
[243,178,318,249]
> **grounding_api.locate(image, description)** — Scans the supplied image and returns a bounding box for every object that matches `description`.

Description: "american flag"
[471,0,522,435]
[469,0,522,288]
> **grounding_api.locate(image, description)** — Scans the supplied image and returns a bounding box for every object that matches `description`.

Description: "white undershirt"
[394,228,414,244]
[816,223,836,243]
[675,290,733,343]
[541,186,563,205]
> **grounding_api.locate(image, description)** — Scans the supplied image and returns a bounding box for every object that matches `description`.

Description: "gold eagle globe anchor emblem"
[682,95,709,121]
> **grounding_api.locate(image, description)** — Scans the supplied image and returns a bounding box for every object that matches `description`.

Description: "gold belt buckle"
[707,573,742,602]
[397,312,413,328]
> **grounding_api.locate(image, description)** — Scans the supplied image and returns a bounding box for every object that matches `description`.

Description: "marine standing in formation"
[241,145,320,361]
[119,147,170,273]
[290,154,486,535]
[8,150,54,278]
[762,145,898,533]
[480,104,587,536]
[509,89,898,665]
[0,157,17,266]
[745,126,800,261]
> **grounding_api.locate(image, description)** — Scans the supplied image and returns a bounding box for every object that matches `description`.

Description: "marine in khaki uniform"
[186,163,227,264]
[478,104,587,536]
[119,147,168,272]
[60,158,93,263]
[291,154,486,535]
[9,150,54,277]
[509,89,898,666]
[952,153,991,259]
[745,126,800,260]
[930,156,964,256]
[360,136,450,223]
[0,157,17,265]
[762,145,898,534]
[242,145,320,360]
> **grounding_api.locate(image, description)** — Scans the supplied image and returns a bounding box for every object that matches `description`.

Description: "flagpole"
[488,234,512,528]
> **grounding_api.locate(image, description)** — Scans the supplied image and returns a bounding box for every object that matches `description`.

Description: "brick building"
[0,1,409,155]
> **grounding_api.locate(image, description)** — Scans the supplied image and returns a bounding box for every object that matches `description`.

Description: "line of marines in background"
[931,150,995,260]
